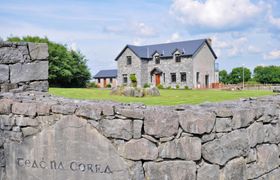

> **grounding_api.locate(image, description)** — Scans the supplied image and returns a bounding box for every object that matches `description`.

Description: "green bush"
[86,82,98,88]
[176,84,180,89]
[106,84,112,88]
[184,86,189,90]
[166,86,171,89]
[157,84,164,89]
[144,83,150,88]
[130,74,137,87]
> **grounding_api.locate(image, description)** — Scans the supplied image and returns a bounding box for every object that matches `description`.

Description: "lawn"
[49,88,274,106]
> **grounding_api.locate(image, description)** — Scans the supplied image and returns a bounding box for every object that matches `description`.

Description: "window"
[126,56,132,65]
[175,54,181,62]
[181,72,186,82]
[110,78,113,83]
[97,79,101,83]
[123,74,128,84]
[196,72,200,83]
[155,55,160,64]
[171,73,176,83]
[163,73,165,82]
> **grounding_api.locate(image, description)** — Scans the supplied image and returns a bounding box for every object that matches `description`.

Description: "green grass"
[49,88,274,106]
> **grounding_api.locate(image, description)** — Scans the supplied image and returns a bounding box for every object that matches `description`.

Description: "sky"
[0,0,280,76]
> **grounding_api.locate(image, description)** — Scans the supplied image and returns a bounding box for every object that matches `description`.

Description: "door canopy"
[150,67,163,75]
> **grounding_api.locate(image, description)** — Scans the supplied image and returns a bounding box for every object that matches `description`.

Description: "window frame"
[171,73,176,83]
[180,72,187,82]
[123,74,128,84]
[126,56,132,65]
[175,54,181,63]
[155,55,160,64]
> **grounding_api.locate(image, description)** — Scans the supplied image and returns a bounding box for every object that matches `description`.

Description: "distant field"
[49,88,274,106]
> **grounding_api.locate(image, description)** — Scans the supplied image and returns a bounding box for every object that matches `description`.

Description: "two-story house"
[115,39,218,88]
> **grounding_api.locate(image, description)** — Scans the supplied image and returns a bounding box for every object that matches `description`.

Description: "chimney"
[207,38,212,46]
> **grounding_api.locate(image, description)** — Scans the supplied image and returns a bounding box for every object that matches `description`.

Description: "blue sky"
[1,0,280,76]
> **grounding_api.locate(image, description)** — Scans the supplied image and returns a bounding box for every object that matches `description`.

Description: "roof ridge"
[127,39,206,47]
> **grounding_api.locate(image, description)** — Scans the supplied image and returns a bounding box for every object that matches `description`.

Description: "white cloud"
[132,38,145,46]
[134,22,157,37]
[167,32,182,42]
[263,50,280,60]
[247,45,261,53]
[268,13,280,29]
[170,0,262,29]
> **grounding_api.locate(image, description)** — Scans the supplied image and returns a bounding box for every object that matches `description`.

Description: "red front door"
[155,74,160,86]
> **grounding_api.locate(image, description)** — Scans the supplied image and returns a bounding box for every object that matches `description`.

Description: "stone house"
[93,69,117,88]
[115,39,219,88]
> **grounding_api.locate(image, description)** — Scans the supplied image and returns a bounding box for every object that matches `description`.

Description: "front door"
[155,74,160,86]
[205,75,209,88]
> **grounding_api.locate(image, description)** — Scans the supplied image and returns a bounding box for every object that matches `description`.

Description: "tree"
[219,70,229,84]
[7,36,91,87]
[228,67,251,84]
[254,66,280,84]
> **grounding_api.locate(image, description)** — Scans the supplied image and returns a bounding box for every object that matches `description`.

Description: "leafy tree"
[254,66,280,84]
[228,67,251,84]
[7,36,91,87]
[219,70,229,84]
[130,74,137,87]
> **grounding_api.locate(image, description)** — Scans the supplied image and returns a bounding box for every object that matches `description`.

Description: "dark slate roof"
[115,39,217,60]
[93,69,117,78]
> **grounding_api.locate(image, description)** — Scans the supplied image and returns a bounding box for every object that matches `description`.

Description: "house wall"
[147,56,193,88]
[117,48,142,87]
[96,78,117,88]
[192,43,216,88]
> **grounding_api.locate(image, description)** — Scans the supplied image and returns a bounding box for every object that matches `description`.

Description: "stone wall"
[0,42,48,93]
[0,91,279,179]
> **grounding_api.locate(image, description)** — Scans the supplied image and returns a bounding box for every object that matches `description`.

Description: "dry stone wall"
[0,92,279,180]
[0,42,48,93]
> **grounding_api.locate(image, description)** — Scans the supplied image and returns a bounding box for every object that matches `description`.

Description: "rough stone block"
[232,108,256,129]
[0,47,23,64]
[0,115,14,126]
[15,116,39,127]
[28,81,48,92]
[115,106,144,119]
[178,110,215,134]
[202,129,249,165]
[51,104,76,115]
[263,124,280,144]
[158,136,201,160]
[36,103,51,115]
[22,127,39,137]
[197,162,219,180]
[100,119,132,140]
[220,157,247,180]
[143,161,196,180]
[247,144,280,179]
[133,120,143,139]
[0,65,9,83]
[215,117,232,132]
[10,61,48,83]
[0,99,12,114]
[28,43,49,60]
[144,108,178,138]
[12,102,37,116]
[247,122,264,147]
[76,104,102,120]
[118,138,158,160]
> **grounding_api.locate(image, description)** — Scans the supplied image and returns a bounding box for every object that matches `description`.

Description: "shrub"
[166,86,171,89]
[130,74,137,87]
[184,86,189,90]
[86,82,98,88]
[176,84,180,89]
[106,84,112,88]
[144,83,150,88]
[157,84,164,89]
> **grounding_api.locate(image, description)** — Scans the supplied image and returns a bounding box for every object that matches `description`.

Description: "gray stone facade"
[0,92,280,179]
[116,40,217,88]
[0,42,49,93]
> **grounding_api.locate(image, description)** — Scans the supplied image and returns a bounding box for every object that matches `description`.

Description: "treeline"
[7,36,91,87]
[219,66,280,84]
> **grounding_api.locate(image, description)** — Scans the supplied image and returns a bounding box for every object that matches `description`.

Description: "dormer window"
[126,56,132,65]
[155,55,160,64]
[175,54,181,62]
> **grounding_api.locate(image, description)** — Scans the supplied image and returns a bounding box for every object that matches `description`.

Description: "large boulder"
[145,87,160,96]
